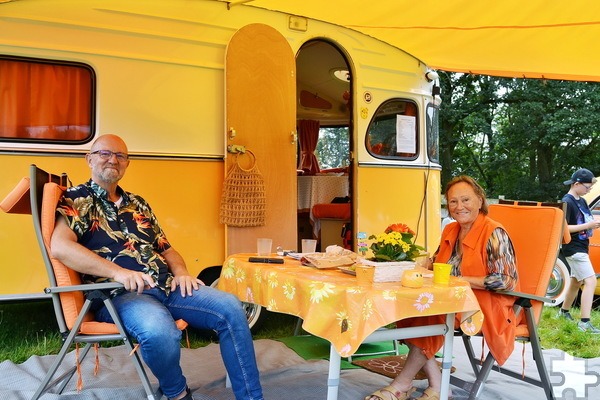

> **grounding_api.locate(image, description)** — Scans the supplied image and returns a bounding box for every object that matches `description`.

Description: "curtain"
[0,59,91,140]
[298,119,320,175]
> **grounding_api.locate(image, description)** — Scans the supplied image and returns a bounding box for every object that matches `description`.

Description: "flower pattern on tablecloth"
[336,311,353,331]
[362,298,375,320]
[414,292,434,312]
[254,270,263,284]
[222,258,236,278]
[283,281,296,299]
[267,271,278,288]
[454,286,467,299]
[309,281,335,303]
[382,290,397,300]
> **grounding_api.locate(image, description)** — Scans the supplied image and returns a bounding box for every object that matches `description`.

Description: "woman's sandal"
[365,385,416,400]
[414,387,441,400]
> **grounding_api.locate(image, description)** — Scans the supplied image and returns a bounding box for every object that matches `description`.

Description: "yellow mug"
[433,263,452,285]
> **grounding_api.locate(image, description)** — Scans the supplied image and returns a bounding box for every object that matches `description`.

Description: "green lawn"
[0,301,598,364]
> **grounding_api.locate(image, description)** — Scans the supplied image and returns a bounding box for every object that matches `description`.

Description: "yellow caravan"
[0,0,441,329]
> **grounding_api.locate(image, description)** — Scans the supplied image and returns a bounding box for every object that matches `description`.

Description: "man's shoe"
[170,387,193,400]
[577,320,600,334]
[556,310,574,321]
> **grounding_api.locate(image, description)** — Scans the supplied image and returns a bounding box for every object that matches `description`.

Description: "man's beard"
[98,168,121,184]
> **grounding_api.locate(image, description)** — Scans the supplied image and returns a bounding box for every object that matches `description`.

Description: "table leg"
[327,344,341,400]
[439,313,455,400]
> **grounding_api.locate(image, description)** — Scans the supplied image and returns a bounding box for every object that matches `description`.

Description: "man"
[50,134,264,400]
[558,168,600,334]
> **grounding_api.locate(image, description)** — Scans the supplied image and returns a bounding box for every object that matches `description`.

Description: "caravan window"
[366,99,418,159]
[0,56,94,143]
[426,103,440,163]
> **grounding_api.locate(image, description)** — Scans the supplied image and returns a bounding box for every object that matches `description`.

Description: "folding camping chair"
[11,164,187,400]
[450,203,564,400]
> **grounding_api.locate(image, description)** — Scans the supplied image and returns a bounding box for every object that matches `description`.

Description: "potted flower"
[367,223,424,263]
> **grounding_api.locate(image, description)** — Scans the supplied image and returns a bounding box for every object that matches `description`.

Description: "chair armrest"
[499,290,556,305]
[44,282,124,294]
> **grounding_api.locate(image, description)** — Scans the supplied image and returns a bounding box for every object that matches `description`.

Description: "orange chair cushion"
[0,176,32,214]
[41,182,90,330]
[488,204,563,331]
[312,203,351,220]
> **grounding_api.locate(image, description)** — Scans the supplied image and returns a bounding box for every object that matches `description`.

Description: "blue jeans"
[95,286,264,400]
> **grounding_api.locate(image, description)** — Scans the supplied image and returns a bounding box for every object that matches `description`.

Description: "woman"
[366,176,519,400]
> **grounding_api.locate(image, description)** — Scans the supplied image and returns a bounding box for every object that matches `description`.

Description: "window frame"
[365,98,419,161]
[0,55,96,145]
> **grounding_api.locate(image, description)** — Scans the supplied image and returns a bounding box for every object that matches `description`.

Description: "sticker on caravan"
[363,91,372,103]
[360,107,369,119]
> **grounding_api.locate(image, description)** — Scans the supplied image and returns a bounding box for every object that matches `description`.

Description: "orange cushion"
[312,203,351,220]
[0,177,32,214]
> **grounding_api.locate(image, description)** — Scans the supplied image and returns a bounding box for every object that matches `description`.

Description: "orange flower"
[385,223,414,235]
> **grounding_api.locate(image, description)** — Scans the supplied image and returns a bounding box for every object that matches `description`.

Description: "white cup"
[301,239,317,253]
[256,238,272,256]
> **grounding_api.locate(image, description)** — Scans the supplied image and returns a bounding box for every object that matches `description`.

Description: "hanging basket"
[219,150,266,227]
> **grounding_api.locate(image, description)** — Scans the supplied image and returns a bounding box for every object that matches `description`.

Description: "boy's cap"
[563,168,596,185]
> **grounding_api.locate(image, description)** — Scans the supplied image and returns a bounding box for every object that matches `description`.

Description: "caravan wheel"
[198,267,268,333]
[546,257,571,307]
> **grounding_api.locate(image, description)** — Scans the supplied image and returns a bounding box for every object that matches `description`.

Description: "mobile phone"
[248,257,284,264]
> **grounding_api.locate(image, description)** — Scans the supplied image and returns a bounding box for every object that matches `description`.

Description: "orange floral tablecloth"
[218,254,483,357]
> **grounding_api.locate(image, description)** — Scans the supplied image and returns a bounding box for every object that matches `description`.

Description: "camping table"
[218,254,483,400]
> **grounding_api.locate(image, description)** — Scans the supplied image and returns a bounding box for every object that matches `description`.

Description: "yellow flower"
[368,222,424,262]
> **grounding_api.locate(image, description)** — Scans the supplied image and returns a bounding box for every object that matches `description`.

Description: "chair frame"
[450,203,562,400]
[28,164,162,400]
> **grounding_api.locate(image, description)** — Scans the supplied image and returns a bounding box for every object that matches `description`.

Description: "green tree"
[439,74,600,201]
[315,126,349,169]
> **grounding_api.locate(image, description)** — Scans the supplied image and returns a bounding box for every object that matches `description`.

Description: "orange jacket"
[400,213,518,365]
[437,213,519,365]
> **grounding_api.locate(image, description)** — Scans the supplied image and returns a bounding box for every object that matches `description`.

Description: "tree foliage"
[439,73,600,201]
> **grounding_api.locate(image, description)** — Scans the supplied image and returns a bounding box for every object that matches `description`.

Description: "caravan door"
[225,24,297,256]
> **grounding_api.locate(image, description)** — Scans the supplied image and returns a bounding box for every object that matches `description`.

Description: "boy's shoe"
[556,310,574,321]
[577,320,600,334]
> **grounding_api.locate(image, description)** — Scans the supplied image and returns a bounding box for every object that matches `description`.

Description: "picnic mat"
[352,354,456,380]
[0,337,599,399]
[275,334,406,369]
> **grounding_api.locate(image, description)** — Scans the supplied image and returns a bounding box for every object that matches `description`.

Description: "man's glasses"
[90,150,129,162]
[581,183,594,190]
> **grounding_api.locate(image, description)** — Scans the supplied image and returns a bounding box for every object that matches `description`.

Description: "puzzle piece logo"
[550,353,600,399]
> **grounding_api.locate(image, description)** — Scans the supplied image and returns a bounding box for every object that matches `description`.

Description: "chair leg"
[467,353,496,400]
[31,303,96,400]
[525,310,556,400]
[461,334,482,376]
[294,317,303,336]
[31,337,82,399]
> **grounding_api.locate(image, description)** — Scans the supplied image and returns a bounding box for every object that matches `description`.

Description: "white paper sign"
[396,115,416,153]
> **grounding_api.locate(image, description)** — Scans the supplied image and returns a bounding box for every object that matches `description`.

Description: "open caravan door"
[225,24,297,256]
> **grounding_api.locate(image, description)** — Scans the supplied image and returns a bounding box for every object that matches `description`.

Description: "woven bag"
[219,151,266,227]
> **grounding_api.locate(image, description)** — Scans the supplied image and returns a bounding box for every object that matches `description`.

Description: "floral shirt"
[56,180,173,294]
[447,227,518,291]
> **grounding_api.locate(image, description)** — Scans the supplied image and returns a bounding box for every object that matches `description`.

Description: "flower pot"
[356,259,416,282]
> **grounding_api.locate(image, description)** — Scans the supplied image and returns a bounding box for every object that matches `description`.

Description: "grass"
[0,300,298,364]
[538,306,600,358]
[1,301,598,364]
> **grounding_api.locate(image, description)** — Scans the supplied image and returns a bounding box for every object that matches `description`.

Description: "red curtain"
[0,59,91,140]
[298,119,320,175]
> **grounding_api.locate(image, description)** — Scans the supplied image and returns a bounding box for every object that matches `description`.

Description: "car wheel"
[198,266,269,334]
[546,257,571,307]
